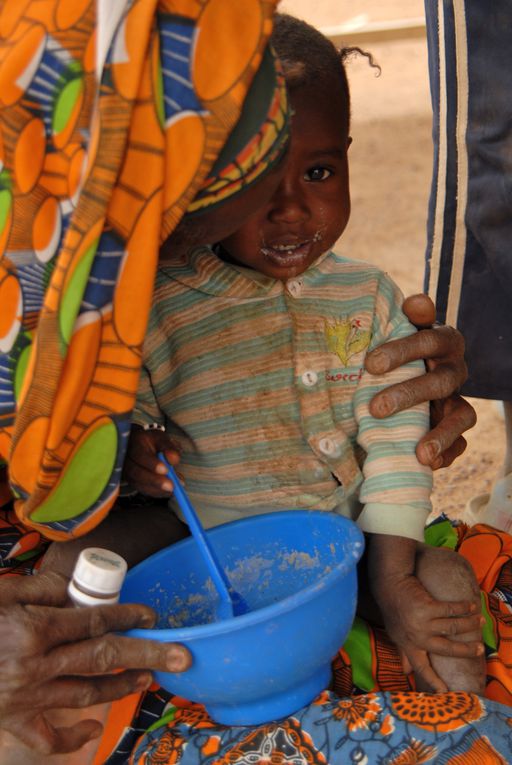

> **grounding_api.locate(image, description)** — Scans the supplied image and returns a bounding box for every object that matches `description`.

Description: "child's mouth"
[260,239,314,268]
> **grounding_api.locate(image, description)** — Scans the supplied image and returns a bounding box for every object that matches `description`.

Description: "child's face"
[160,152,287,262]
[219,81,351,280]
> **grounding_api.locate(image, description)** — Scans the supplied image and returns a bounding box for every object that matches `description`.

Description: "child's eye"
[304,167,332,182]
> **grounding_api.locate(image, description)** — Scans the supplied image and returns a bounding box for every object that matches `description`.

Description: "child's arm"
[367,533,483,692]
[353,275,481,689]
[124,362,181,496]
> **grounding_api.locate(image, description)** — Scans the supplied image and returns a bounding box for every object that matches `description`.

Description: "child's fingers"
[399,650,413,676]
[427,598,480,619]
[420,636,484,658]
[403,648,448,693]
[123,458,174,496]
[125,427,180,471]
[161,448,180,467]
[129,437,177,472]
[428,612,484,638]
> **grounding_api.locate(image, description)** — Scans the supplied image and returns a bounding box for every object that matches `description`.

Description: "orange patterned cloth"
[0,0,287,541]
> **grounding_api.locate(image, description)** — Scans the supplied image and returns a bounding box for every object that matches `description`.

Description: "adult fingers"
[433,436,468,469]
[0,603,161,695]
[369,364,464,419]
[365,325,465,375]
[0,604,189,755]
[46,632,192,677]
[401,294,437,328]
[25,670,154,713]
[6,713,102,756]
[0,571,69,608]
[415,394,476,466]
[16,602,157,654]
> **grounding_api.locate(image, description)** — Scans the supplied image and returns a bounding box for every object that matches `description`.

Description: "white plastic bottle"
[0,548,128,765]
[68,546,128,609]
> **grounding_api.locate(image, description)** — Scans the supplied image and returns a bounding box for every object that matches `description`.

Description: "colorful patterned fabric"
[101,690,512,764]
[134,248,432,537]
[0,0,288,542]
[89,519,512,763]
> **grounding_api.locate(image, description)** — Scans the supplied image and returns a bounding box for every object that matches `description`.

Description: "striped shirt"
[134,248,432,540]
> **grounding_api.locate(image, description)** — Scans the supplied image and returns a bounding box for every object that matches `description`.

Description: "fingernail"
[375,393,396,416]
[139,609,156,628]
[162,481,174,493]
[166,648,188,672]
[135,672,153,691]
[476,644,484,655]
[368,349,389,374]
[425,441,440,461]
[156,463,168,475]
[424,441,440,462]
[479,615,486,626]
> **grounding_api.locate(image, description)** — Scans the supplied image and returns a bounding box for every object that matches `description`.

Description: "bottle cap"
[70,547,128,600]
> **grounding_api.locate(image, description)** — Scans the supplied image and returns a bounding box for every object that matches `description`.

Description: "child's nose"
[267,180,309,224]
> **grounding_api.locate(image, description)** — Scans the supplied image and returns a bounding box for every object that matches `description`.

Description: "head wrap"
[0,0,289,542]
[187,45,289,216]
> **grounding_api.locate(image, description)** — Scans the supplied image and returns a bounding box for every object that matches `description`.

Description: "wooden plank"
[322,17,426,46]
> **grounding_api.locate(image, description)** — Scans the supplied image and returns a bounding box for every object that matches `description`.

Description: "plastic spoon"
[158,453,248,619]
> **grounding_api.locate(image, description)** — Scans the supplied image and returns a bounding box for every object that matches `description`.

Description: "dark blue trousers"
[425,0,512,401]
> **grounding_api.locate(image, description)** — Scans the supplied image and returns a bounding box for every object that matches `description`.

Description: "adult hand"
[122,425,181,497]
[0,571,191,755]
[365,293,476,469]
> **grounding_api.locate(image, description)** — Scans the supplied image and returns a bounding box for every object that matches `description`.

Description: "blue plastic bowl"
[121,510,364,725]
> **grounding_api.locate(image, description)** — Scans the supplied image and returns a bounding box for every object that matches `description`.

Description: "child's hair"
[272,13,379,134]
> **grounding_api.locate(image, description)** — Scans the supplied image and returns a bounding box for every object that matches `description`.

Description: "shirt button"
[286,279,303,297]
[301,370,318,387]
[319,437,337,456]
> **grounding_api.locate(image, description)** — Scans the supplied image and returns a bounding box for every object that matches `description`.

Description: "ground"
[280,0,504,519]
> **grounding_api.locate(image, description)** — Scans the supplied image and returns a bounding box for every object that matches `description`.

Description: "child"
[126,14,485,694]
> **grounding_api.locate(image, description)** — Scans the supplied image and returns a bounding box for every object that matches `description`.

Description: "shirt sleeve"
[353,273,433,542]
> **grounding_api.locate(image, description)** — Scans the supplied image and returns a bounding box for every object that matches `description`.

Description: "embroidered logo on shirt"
[324,316,371,365]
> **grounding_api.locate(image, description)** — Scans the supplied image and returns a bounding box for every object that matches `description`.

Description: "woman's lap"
[2,510,512,763]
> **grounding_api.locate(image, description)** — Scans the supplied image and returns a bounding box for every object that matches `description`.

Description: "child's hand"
[376,574,484,692]
[122,425,181,496]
